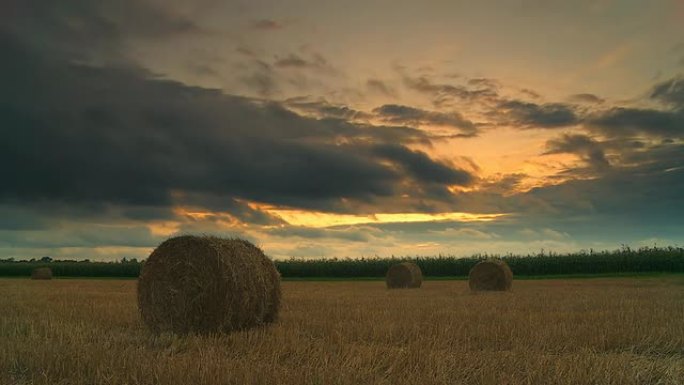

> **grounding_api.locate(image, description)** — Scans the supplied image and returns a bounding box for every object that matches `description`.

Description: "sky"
[1,0,683,260]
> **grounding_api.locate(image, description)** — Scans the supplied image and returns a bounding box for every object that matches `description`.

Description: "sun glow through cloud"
[263,209,508,228]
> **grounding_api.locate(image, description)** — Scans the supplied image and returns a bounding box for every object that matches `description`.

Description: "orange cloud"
[261,208,507,228]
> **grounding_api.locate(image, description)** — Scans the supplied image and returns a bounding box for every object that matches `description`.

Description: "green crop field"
[2,246,683,279]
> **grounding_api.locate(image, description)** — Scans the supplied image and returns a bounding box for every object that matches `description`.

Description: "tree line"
[1,246,682,279]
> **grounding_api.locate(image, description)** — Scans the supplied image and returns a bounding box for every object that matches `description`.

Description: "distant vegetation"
[0,257,141,278]
[1,246,682,279]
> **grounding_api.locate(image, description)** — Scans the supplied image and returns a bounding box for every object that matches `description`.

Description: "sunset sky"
[1,0,683,260]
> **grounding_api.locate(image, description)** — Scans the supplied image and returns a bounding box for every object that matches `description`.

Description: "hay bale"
[137,235,281,334]
[468,259,513,291]
[385,262,423,289]
[31,267,53,280]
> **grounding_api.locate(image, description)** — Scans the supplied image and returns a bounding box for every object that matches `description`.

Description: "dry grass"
[1,277,683,385]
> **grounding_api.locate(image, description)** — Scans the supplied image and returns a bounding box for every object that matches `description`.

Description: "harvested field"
[1,277,683,385]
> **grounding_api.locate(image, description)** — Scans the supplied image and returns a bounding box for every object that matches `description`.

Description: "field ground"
[1,277,683,385]
[3,271,683,282]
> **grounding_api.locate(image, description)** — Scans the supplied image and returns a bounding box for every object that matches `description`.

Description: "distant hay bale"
[31,267,53,280]
[385,262,423,289]
[137,235,281,334]
[468,259,513,291]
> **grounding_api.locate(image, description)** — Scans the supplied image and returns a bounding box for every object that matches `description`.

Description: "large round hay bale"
[385,262,423,289]
[137,235,281,334]
[31,267,53,280]
[468,259,513,291]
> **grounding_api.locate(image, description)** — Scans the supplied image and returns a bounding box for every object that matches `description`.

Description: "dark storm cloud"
[0,201,177,232]
[402,75,499,107]
[497,100,580,128]
[0,205,50,231]
[241,69,280,96]
[94,2,201,38]
[232,55,281,96]
[266,226,379,242]
[520,89,541,99]
[371,145,474,186]
[0,31,469,219]
[116,206,177,222]
[236,46,256,57]
[250,19,284,30]
[451,141,684,237]
[568,93,605,104]
[4,0,202,61]
[187,62,220,77]
[672,42,684,67]
[586,107,684,139]
[650,76,684,108]
[506,76,684,225]
[0,223,163,249]
[284,98,370,120]
[477,173,528,196]
[545,134,610,171]
[274,53,338,76]
[366,79,397,97]
[402,73,586,131]
[524,144,684,223]
[173,193,283,226]
[582,76,684,140]
[275,54,309,68]
[372,104,478,137]
[467,78,500,89]
[403,72,581,130]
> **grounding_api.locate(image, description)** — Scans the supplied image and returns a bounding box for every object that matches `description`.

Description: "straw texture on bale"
[386,262,423,289]
[468,259,513,291]
[137,235,281,334]
[31,267,53,280]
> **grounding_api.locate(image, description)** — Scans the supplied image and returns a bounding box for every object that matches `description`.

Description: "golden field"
[1,277,683,385]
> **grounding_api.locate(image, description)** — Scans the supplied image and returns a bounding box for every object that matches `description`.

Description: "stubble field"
[1,277,683,385]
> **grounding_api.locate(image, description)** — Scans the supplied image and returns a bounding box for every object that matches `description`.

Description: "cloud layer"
[1,0,683,260]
